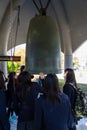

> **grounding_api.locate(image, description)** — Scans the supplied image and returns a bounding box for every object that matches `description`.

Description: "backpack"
[73,88,87,120]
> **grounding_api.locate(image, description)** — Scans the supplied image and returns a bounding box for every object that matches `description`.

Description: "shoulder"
[35,78,40,83]
[30,82,39,90]
[36,94,45,104]
[32,81,42,89]
[0,89,5,95]
[60,93,71,107]
[60,93,70,101]
[32,81,39,86]
[63,83,72,88]
[29,82,39,97]
[63,83,74,91]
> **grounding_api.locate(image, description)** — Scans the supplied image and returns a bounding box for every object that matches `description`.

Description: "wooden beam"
[0,56,21,61]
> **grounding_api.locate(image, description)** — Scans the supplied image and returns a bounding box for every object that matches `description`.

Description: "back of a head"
[8,72,16,80]
[17,71,33,100]
[44,73,61,103]
[0,71,5,90]
[64,68,77,88]
[64,68,73,73]
[18,71,34,84]
[18,71,31,84]
[44,73,59,92]
[20,65,25,73]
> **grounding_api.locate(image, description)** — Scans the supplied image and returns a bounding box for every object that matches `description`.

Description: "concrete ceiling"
[0,0,87,53]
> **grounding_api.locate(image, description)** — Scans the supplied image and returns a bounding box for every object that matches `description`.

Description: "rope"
[13,5,20,56]
[9,0,20,92]
[9,0,20,56]
[9,0,13,57]
[9,0,15,92]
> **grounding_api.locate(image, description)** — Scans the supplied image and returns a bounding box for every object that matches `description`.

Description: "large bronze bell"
[26,15,61,74]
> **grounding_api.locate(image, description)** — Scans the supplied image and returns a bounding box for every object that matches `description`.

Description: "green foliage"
[7,61,20,72]
[59,79,87,92]
[59,79,87,118]
[74,88,87,120]
[73,56,80,69]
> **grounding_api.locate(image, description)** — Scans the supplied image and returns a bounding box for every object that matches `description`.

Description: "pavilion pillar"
[0,5,11,75]
[50,1,73,70]
[0,2,20,75]
[63,29,73,69]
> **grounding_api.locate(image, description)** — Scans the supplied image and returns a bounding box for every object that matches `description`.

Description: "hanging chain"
[9,0,14,57]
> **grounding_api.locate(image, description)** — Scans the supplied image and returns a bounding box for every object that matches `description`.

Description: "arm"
[63,85,72,98]
[63,84,74,108]
[66,99,75,128]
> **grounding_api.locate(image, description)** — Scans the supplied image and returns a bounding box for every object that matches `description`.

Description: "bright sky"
[73,40,87,57]
[73,41,87,66]
[7,43,26,55]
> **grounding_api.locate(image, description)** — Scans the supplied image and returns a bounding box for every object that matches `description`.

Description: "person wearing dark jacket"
[63,68,77,130]
[34,73,73,130]
[0,71,10,130]
[36,72,45,88]
[15,71,39,130]
[35,72,45,94]
[6,72,18,117]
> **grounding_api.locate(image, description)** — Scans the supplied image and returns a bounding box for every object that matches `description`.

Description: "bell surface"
[26,15,61,74]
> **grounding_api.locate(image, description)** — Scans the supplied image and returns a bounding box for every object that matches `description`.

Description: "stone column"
[0,4,11,75]
[50,0,73,70]
[0,0,25,75]
[63,29,73,69]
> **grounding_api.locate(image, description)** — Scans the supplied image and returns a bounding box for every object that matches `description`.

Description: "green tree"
[7,61,20,72]
[73,56,79,69]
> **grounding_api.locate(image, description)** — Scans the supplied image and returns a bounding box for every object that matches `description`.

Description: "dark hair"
[64,68,78,89]
[8,72,16,80]
[43,73,61,104]
[16,71,32,101]
[20,65,25,73]
[0,71,6,90]
[7,72,17,93]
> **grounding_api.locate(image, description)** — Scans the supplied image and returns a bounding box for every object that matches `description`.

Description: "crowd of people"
[0,66,79,130]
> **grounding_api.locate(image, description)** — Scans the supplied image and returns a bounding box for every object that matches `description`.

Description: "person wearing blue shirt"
[36,72,45,88]
[34,73,73,130]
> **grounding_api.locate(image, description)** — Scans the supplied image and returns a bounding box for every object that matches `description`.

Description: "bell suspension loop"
[32,0,51,15]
